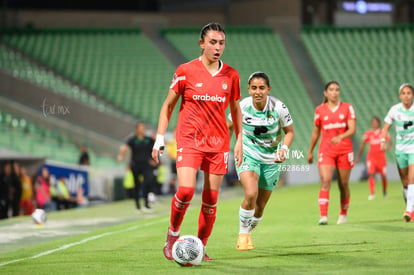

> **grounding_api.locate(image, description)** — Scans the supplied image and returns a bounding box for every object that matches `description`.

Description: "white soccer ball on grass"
[32,208,47,225]
[172,235,205,266]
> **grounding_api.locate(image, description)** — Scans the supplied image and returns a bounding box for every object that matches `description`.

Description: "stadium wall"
[5,1,300,33]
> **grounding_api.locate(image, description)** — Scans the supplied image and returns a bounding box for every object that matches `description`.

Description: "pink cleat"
[163,227,179,260]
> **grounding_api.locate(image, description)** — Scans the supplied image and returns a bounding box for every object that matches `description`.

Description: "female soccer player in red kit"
[307,81,356,225]
[152,22,243,261]
[355,116,392,200]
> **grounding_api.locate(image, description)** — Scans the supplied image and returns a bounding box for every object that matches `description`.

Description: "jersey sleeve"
[278,101,293,127]
[126,136,134,148]
[384,106,394,125]
[313,106,321,127]
[348,104,356,120]
[229,70,241,101]
[169,65,186,94]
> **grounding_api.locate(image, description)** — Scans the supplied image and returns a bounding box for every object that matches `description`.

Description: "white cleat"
[368,194,376,200]
[337,215,347,225]
[318,216,328,225]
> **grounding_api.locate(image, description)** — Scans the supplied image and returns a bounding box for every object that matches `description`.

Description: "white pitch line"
[0,217,168,267]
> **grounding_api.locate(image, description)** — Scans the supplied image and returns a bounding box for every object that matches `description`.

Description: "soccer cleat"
[203,254,213,261]
[318,216,328,225]
[163,227,179,260]
[236,233,249,251]
[337,215,347,225]
[403,211,412,222]
[368,194,376,200]
[247,235,254,250]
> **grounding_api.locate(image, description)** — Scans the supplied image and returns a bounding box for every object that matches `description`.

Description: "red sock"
[368,176,375,195]
[381,177,387,195]
[198,189,219,246]
[340,197,350,215]
[318,190,329,217]
[170,186,195,232]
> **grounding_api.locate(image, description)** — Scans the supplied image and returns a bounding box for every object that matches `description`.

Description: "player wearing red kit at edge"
[355,116,392,200]
[152,22,243,262]
[307,81,356,225]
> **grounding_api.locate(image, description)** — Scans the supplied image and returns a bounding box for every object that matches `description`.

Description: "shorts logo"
[177,155,183,162]
[222,81,228,90]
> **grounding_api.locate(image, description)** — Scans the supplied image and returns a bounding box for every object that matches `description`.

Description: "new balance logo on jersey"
[192,94,226,102]
[195,83,203,87]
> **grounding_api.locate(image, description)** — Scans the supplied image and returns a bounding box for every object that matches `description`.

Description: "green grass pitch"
[0,180,413,274]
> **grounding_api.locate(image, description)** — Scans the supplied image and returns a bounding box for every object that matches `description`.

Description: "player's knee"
[176,186,195,202]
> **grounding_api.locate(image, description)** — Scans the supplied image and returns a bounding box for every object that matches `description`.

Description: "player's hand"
[275,148,287,163]
[234,138,243,168]
[307,152,313,164]
[331,135,342,144]
[380,142,387,152]
[152,134,165,164]
[355,156,360,164]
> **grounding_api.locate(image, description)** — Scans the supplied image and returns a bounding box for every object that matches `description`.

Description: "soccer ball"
[172,235,205,266]
[32,209,47,225]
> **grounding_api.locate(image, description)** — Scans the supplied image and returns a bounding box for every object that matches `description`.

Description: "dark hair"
[200,22,225,41]
[248,71,270,87]
[322,80,340,104]
[372,116,381,126]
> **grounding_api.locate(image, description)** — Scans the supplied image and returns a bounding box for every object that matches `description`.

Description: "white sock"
[249,216,263,233]
[403,187,408,203]
[239,207,254,234]
[406,184,414,212]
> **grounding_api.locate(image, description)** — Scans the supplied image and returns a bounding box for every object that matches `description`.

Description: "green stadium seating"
[301,26,414,160]
[2,29,176,127]
[0,44,124,117]
[163,27,315,163]
[0,111,120,167]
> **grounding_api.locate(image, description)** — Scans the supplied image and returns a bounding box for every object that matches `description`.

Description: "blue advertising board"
[39,163,89,197]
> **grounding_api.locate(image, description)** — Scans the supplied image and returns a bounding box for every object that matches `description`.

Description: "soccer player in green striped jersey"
[228,72,294,250]
[381,83,414,222]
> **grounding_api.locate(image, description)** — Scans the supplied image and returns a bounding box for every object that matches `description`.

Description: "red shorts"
[176,147,229,174]
[318,151,354,169]
[367,157,386,175]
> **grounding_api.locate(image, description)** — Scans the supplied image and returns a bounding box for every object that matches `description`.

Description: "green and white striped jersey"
[384,102,414,154]
[229,95,293,164]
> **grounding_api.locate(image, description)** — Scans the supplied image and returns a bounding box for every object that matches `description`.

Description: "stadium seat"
[2,29,175,126]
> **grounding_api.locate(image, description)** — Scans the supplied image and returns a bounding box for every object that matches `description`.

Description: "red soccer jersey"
[170,58,241,153]
[314,102,356,156]
[363,129,390,159]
